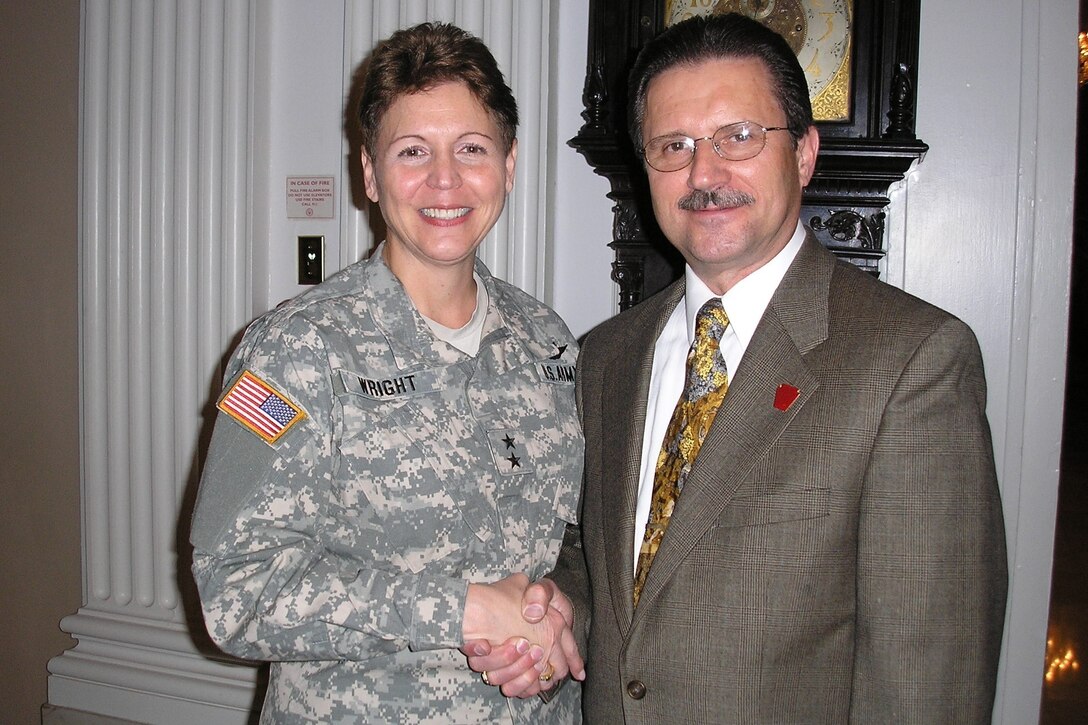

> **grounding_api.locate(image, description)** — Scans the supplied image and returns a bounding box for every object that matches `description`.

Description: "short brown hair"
[358,22,518,158]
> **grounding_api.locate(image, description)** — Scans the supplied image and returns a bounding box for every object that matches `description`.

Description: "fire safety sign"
[286,176,335,219]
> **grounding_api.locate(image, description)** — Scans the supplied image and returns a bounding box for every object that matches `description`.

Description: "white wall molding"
[992,1,1077,721]
[48,611,259,723]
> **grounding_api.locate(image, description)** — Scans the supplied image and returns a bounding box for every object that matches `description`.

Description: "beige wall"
[0,1,82,723]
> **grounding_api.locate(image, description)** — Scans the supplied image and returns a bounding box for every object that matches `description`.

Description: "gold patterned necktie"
[633,298,730,605]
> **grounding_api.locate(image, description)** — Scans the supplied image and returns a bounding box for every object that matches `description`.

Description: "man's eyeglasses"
[640,121,790,173]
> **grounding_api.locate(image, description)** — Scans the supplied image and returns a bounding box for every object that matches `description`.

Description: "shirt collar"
[682,220,806,346]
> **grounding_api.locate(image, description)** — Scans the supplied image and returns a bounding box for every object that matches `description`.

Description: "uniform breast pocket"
[715,487,831,529]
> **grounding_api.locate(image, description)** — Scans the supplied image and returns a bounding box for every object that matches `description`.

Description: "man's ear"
[795,125,820,187]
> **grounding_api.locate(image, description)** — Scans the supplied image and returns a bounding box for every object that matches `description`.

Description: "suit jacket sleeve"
[850,316,1007,722]
[547,345,593,653]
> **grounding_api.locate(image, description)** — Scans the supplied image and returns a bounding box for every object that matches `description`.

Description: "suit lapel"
[598,281,685,629]
[632,235,835,614]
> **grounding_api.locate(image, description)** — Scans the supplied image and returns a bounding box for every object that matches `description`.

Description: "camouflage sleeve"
[190,313,468,662]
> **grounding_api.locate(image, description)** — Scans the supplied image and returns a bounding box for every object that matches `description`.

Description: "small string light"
[1044,635,1080,685]
[1079,32,1088,86]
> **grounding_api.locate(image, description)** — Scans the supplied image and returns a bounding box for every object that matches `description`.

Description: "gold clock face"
[663,0,852,121]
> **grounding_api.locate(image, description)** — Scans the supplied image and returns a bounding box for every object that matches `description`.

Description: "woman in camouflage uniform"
[190,22,583,724]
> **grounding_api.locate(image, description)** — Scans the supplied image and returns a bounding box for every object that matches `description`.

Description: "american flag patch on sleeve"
[217,370,306,445]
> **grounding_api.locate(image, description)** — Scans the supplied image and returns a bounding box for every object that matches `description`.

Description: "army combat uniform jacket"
[191,246,582,724]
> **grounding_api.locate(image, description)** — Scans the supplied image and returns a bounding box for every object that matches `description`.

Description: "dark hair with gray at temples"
[628,13,813,149]
[357,22,518,158]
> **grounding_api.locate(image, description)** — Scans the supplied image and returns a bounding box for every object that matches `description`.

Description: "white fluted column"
[46,1,260,723]
[49,2,558,723]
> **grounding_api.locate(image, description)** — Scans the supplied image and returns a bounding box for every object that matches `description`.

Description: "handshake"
[460,573,585,698]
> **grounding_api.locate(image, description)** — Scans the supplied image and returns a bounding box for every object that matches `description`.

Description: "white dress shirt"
[632,221,807,571]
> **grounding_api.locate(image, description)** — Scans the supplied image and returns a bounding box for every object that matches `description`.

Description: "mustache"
[677,189,755,211]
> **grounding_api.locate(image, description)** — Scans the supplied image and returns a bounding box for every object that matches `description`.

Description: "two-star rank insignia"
[487,429,533,475]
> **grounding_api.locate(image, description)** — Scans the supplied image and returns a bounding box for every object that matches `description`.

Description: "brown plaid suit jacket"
[552,234,1007,724]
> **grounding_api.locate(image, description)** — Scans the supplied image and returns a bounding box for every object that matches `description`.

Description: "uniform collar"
[361,244,561,371]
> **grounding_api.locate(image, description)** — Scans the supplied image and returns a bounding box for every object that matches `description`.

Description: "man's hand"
[461,578,584,698]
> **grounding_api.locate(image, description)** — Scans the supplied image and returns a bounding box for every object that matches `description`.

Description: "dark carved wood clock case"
[568,0,928,310]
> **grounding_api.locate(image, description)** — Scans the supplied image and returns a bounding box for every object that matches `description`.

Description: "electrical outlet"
[298,235,324,285]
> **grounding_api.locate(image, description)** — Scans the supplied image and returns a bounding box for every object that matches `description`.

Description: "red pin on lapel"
[774,383,800,411]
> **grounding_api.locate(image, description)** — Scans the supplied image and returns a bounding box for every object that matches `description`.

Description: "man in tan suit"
[467,13,1007,722]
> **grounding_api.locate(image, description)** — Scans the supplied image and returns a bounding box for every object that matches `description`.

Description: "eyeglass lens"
[644,121,770,172]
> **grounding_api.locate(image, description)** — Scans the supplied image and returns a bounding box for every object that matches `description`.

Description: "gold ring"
[538,663,555,682]
[481,671,492,686]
